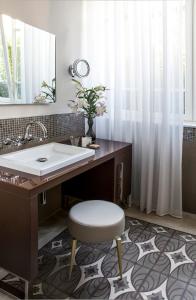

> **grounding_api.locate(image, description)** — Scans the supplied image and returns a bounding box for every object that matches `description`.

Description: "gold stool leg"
[69,239,77,279]
[116,237,123,279]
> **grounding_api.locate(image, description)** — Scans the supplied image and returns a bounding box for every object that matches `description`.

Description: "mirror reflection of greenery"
[0,27,22,99]
[0,43,9,97]
[41,79,56,102]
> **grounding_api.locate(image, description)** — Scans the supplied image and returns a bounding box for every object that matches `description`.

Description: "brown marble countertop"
[0,138,131,197]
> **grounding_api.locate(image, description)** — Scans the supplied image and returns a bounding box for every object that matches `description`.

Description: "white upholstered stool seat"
[68,200,125,279]
[68,200,125,243]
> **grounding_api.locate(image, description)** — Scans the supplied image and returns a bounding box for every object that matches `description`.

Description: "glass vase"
[86,118,96,141]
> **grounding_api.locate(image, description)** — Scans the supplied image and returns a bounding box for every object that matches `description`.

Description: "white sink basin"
[0,142,95,176]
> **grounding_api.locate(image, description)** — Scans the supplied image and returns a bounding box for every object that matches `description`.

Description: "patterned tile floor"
[2,217,196,299]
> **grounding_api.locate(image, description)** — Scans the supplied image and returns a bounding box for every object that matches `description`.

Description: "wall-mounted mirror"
[0,14,56,105]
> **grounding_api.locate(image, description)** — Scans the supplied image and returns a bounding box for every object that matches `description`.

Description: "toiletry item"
[88,143,100,149]
[70,136,80,146]
[82,136,92,147]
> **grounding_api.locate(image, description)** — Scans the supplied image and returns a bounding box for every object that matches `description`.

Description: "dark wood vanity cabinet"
[62,143,131,205]
[0,139,132,286]
[38,185,62,222]
[114,146,132,204]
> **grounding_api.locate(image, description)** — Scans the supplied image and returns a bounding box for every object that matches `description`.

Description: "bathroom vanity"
[0,138,131,296]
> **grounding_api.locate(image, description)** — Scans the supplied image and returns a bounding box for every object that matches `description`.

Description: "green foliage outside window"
[0,34,22,99]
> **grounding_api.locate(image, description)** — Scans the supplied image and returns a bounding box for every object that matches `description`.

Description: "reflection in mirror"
[69,59,90,78]
[0,14,56,105]
[77,61,89,77]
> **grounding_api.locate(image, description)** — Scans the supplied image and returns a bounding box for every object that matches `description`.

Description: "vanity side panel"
[182,142,196,213]
[38,185,62,223]
[114,145,132,205]
[0,190,38,281]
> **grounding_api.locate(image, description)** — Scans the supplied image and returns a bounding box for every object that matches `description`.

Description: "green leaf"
[72,79,83,88]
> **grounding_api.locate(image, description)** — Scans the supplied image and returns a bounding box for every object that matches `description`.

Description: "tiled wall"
[182,126,196,213]
[0,113,85,141]
[183,127,196,142]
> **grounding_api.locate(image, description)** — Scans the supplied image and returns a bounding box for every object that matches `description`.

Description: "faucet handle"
[17,135,25,141]
[3,138,12,145]
[36,135,48,142]
[26,134,34,141]
[15,135,25,146]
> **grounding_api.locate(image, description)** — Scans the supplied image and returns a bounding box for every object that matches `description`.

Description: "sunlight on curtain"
[82,0,189,217]
[23,23,55,102]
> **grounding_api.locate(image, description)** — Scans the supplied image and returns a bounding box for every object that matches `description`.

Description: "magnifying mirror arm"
[69,65,75,77]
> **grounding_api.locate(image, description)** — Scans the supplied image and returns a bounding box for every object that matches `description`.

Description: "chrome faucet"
[24,121,48,141]
[1,121,48,148]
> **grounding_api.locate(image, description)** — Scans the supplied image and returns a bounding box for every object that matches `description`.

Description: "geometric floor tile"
[2,275,21,284]
[51,240,63,249]
[107,266,135,299]
[74,255,105,291]
[152,226,168,234]
[121,228,132,244]
[111,228,132,249]
[50,253,71,276]
[180,234,196,242]
[165,244,194,273]
[136,236,160,260]
[140,279,167,300]
[50,246,80,276]
[166,276,187,299]
[1,216,196,300]
[129,220,143,226]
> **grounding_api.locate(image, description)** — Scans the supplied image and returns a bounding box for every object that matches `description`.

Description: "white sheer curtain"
[22,24,55,102]
[82,0,188,217]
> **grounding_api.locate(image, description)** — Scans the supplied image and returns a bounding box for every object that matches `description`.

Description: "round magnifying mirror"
[69,59,90,78]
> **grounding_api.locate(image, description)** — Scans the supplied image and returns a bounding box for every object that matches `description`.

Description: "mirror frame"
[69,59,90,78]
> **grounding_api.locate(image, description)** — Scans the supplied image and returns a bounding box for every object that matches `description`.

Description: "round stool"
[68,200,125,279]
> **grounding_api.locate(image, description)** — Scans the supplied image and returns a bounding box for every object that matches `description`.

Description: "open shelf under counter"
[38,209,68,250]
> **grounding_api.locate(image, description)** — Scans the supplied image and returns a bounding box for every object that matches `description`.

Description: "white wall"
[0,0,83,119]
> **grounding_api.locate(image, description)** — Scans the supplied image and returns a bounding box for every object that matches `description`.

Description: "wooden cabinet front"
[0,139,132,284]
[62,144,132,205]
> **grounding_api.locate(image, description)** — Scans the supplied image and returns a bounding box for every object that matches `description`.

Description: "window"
[0,14,23,103]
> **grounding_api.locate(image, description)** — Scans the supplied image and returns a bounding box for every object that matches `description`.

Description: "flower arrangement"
[68,79,107,140]
[34,79,56,103]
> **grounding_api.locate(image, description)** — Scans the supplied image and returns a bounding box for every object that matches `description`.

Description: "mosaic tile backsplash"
[183,127,196,142]
[0,114,193,143]
[0,113,85,141]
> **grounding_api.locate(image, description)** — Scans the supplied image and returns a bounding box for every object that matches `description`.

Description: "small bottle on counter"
[81,136,92,147]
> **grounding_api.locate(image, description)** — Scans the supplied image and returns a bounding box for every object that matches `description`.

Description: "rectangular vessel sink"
[0,142,95,176]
